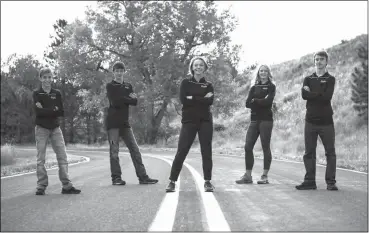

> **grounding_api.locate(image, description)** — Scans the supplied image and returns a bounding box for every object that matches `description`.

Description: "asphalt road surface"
[1,148,368,232]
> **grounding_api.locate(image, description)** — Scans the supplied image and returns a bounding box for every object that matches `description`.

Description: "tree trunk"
[86,114,91,145]
[93,114,98,144]
[16,122,21,144]
[147,97,169,144]
[138,63,172,144]
[69,118,74,144]
[144,84,155,144]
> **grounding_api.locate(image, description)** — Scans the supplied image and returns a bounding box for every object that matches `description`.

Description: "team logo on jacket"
[263,87,268,90]
[50,93,57,99]
[201,84,207,88]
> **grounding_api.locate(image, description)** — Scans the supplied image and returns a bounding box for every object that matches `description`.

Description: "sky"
[1,1,367,70]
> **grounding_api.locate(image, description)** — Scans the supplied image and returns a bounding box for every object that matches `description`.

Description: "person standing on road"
[166,56,215,192]
[33,67,81,195]
[296,50,338,191]
[236,65,276,185]
[106,61,158,186]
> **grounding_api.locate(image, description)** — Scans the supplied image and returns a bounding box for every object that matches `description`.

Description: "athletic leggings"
[244,120,273,170]
[169,120,213,181]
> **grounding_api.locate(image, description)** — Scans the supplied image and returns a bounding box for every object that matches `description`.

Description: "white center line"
[183,161,231,231]
[146,155,180,232]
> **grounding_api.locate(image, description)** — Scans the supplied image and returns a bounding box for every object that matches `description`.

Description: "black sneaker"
[139,177,158,184]
[112,179,126,185]
[327,183,338,191]
[257,175,269,184]
[166,181,176,192]
[295,181,317,190]
[35,189,45,195]
[204,181,214,192]
[235,173,253,184]
[61,187,81,194]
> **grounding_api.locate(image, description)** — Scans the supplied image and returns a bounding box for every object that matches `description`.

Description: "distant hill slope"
[211,34,368,172]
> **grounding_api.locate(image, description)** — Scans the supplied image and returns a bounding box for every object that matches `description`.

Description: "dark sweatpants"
[303,121,336,184]
[244,120,273,170]
[169,120,213,181]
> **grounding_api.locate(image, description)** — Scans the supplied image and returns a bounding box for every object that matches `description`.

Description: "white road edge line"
[1,154,90,180]
[183,161,231,232]
[146,155,180,232]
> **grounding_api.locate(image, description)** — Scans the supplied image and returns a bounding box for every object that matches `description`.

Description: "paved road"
[1,148,368,231]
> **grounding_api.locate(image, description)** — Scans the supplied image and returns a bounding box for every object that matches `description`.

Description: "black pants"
[169,120,213,181]
[108,127,148,181]
[303,121,336,184]
[244,120,273,170]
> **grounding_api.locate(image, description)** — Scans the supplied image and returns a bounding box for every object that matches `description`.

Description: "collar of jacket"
[190,76,206,83]
[112,80,127,85]
[256,80,271,85]
[38,86,55,94]
[312,71,330,78]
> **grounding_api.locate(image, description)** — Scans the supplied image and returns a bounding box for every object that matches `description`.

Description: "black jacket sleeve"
[179,79,194,106]
[33,91,58,117]
[106,83,137,108]
[254,83,276,107]
[192,83,214,105]
[301,77,320,100]
[245,86,255,108]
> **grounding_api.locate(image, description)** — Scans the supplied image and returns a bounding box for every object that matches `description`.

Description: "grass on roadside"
[1,144,87,177]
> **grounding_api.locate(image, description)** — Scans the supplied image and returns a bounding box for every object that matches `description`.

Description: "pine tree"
[351,43,368,122]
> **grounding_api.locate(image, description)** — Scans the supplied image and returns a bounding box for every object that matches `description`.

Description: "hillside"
[167,34,368,172]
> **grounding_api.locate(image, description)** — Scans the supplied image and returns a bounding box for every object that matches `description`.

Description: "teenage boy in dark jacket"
[296,50,338,191]
[106,61,158,185]
[33,67,81,195]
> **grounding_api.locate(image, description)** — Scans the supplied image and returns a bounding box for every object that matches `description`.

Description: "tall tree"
[351,42,368,122]
[67,1,239,144]
[43,19,107,144]
[1,54,41,144]
[49,19,110,143]
[44,19,68,69]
